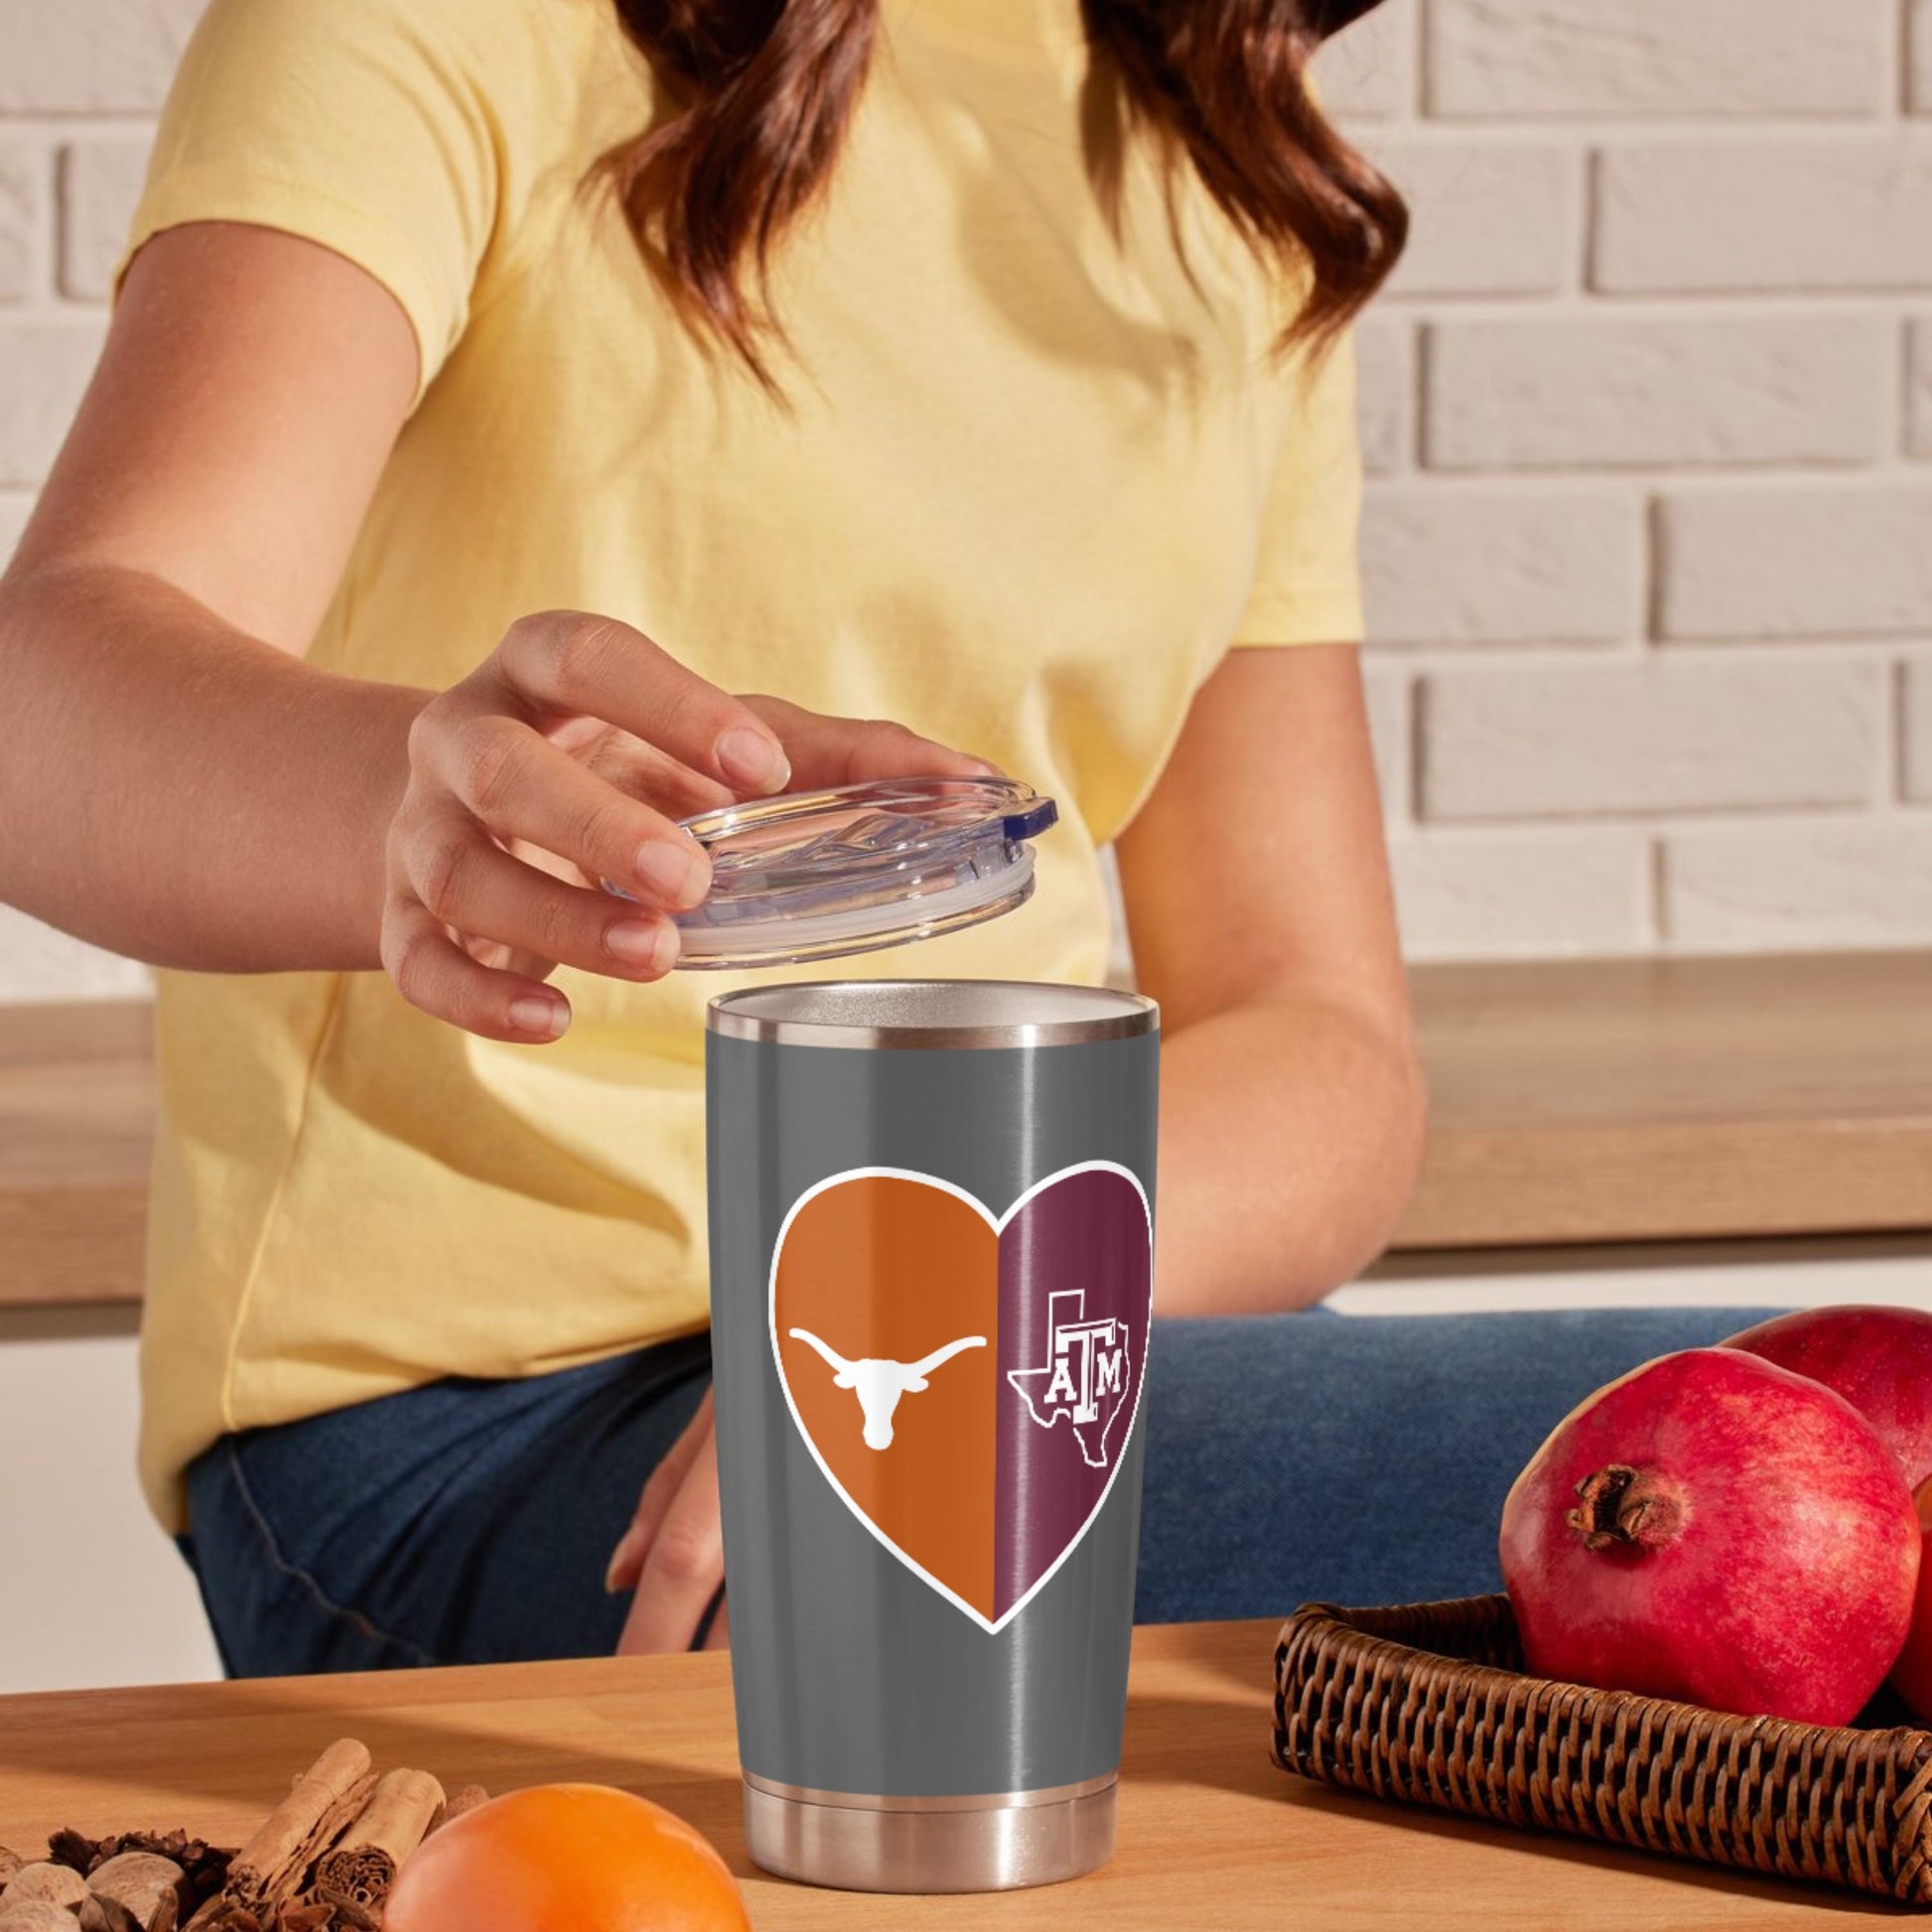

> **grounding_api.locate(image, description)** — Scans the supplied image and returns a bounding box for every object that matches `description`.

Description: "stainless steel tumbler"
[706,980,1159,1892]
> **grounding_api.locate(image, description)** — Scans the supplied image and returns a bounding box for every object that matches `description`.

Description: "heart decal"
[770,1163,1153,1634]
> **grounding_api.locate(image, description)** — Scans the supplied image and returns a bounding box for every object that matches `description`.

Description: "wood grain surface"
[2,951,1928,1306]
[1397,952,1932,1247]
[0,1620,1874,1928]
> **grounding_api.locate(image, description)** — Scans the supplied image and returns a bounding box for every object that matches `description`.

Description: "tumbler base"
[742,1771,1117,1892]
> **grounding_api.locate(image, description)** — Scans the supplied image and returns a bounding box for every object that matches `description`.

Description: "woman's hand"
[384,609,988,1041]
[607,1390,729,1655]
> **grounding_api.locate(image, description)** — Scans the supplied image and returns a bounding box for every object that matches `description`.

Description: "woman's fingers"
[701,1593,730,1653]
[380,900,572,1043]
[490,611,790,796]
[743,693,997,791]
[606,1391,713,1593]
[422,710,713,911]
[617,1409,725,1655]
[401,808,682,981]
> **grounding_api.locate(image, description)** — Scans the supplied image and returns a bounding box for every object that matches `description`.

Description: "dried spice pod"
[86,1851,186,1932]
[0,1903,89,1932]
[0,1863,88,1910]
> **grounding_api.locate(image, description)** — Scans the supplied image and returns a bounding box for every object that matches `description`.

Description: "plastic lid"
[635,775,1058,971]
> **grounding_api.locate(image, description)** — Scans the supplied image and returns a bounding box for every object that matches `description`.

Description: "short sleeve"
[117,0,559,401]
[1228,328,1366,647]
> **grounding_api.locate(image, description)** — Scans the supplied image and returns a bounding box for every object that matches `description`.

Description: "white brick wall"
[1421,658,1884,820]
[1319,0,1932,963]
[1424,316,1892,471]
[0,0,1930,998]
[1910,319,1932,458]
[59,135,148,300]
[1594,143,1932,294]
[1905,659,1932,801]
[1660,485,1932,640]
[1429,0,1894,119]
[1664,820,1932,948]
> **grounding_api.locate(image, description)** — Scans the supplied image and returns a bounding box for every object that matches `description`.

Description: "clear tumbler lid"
[660,775,1058,971]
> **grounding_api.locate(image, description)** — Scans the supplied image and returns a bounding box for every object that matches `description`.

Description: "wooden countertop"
[2,951,1929,1308]
[0,1620,1867,1928]
[1402,951,1932,1248]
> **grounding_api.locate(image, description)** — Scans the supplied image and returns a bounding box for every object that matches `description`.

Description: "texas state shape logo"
[770,1163,1153,1634]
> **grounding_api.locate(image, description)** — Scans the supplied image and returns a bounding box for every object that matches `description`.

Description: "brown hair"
[600,0,1406,383]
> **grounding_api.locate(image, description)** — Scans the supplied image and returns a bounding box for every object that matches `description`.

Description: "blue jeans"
[182,1308,1770,1675]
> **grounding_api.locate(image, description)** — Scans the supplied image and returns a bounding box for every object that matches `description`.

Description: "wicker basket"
[1273,1594,1932,1907]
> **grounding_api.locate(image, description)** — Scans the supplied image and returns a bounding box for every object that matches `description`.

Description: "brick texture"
[1376,142,1574,297]
[1911,320,1932,458]
[1361,663,1408,819]
[0,321,106,486]
[1353,314,1412,476]
[1594,144,1932,294]
[0,142,38,304]
[1425,316,1892,471]
[1905,660,1932,802]
[1428,0,1891,120]
[1362,485,1639,646]
[0,489,30,566]
[1420,659,1881,820]
[1660,485,1932,640]
[1311,0,1415,122]
[59,136,148,301]
[1390,828,1647,959]
[0,0,204,112]
[1664,821,1932,948]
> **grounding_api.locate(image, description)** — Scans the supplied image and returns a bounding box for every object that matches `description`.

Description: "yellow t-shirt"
[127,0,1364,1525]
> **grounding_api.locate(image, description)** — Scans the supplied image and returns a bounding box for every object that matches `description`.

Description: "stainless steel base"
[742,1771,1118,1892]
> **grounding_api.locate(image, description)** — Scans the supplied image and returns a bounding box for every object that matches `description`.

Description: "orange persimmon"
[384,1784,750,1932]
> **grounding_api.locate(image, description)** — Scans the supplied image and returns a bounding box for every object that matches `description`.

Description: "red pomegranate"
[1725,1305,1932,1489]
[1500,1349,1919,1725]
[1891,1481,1932,1722]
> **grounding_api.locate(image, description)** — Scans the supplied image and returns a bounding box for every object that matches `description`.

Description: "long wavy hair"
[597,0,1405,384]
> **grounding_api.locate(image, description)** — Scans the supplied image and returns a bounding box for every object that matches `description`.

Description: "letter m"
[1095,1342,1127,1400]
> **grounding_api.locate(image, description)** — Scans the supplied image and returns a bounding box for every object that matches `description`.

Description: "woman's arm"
[0,221,983,1039]
[0,222,425,971]
[1116,643,1426,1314]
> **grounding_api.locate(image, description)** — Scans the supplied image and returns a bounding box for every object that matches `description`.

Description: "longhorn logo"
[786,1328,987,1449]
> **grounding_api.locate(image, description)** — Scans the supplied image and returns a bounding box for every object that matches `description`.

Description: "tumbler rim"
[706,979,1158,1049]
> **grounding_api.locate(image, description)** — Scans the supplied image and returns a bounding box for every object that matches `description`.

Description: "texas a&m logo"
[1008,1290,1133,1470]
[771,1162,1152,1633]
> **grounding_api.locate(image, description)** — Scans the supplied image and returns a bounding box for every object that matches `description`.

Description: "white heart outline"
[767,1159,1154,1636]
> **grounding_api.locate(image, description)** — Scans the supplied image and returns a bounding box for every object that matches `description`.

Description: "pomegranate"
[1890,1480,1932,1722]
[1725,1305,1932,1489]
[1500,1348,1919,1725]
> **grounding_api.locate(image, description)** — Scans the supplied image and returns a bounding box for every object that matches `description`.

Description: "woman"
[0,0,1747,1673]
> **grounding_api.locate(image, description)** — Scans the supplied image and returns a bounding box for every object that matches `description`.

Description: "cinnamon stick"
[428,1786,488,1835]
[310,1769,444,1909]
[223,1741,374,1914]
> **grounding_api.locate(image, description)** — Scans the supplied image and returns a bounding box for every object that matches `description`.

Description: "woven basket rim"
[1277,1594,1932,1757]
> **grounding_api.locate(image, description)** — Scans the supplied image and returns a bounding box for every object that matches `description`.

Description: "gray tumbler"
[706,979,1159,1892]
